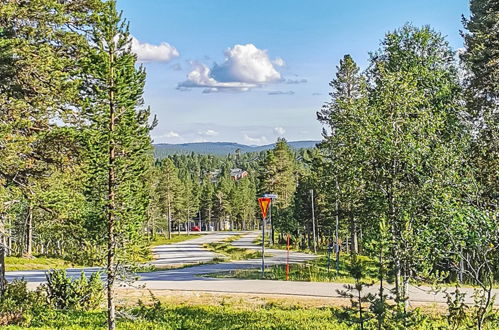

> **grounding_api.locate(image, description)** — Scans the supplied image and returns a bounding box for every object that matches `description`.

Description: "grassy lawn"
[149,233,202,247]
[207,253,377,283]
[203,234,269,261]
[3,304,350,329]
[4,297,492,329]
[5,256,85,272]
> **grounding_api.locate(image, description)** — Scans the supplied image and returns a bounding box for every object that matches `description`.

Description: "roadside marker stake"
[286,234,290,281]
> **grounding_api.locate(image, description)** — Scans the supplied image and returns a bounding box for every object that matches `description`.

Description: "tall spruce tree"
[261,138,297,243]
[157,159,182,239]
[317,54,368,254]
[80,2,154,328]
[461,0,498,210]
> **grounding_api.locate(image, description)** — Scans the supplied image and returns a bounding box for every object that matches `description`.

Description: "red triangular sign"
[258,197,271,219]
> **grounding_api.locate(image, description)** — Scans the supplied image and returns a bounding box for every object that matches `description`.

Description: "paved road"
[149,231,238,266]
[138,232,499,306]
[140,231,316,281]
[6,231,499,306]
[5,231,239,283]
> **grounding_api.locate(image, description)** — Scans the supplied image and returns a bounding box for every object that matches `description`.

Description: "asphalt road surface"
[6,231,499,306]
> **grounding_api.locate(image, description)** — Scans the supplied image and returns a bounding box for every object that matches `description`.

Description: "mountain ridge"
[154,140,319,157]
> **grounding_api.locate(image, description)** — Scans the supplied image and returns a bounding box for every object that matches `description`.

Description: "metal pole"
[261,218,265,278]
[335,178,340,275]
[310,189,317,254]
[268,200,272,245]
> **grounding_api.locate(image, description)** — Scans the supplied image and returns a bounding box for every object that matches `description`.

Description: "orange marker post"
[286,234,290,281]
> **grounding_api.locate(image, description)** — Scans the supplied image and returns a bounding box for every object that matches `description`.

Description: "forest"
[0,0,497,329]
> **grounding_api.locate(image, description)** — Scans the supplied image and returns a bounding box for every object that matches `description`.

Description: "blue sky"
[118,0,470,145]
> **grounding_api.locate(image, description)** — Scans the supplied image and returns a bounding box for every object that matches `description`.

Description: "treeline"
[150,152,262,237]
[0,1,158,328]
[263,2,497,328]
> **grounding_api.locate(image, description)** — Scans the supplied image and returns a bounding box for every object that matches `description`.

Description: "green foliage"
[149,234,202,247]
[42,270,104,311]
[261,138,297,210]
[0,280,43,326]
[461,0,498,212]
[211,253,378,283]
[335,254,374,329]
[4,256,83,272]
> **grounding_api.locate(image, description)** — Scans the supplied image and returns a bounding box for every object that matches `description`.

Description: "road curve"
[6,231,499,306]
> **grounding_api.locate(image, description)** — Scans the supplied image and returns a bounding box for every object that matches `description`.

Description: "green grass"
[1,305,350,329]
[149,233,202,247]
[203,235,270,261]
[4,301,496,329]
[5,256,85,272]
[208,253,377,283]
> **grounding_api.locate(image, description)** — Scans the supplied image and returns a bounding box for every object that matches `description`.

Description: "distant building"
[230,168,248,180]
[208,168,248,182]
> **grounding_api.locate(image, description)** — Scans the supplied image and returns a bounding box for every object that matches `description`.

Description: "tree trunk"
[167,201,172,240]
[25,204,33,257]
[0,244,5,294]
[0,214,6,293]
[388,183,402,303]
[106,47,117,330]
[349,212,358,254]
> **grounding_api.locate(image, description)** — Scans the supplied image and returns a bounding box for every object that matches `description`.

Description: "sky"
[118,0,470,145]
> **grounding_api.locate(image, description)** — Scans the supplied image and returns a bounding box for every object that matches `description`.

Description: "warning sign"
[258,197,271,219]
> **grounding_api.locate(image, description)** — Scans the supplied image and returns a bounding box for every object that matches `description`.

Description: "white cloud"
[273,57,285,67]
[131,36,179,62]
[268,90,294,95]
[285,78,307,84]
[170,63,182,71]
[244,134,269,145]
[178,62,256,91]
[198,129,219,136]
[273,127,286,135]
[178,44,282,92]
[161,131,180,138]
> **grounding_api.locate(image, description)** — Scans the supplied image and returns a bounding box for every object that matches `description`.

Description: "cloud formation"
[198,129,219,136]
[273,57,285,67]
[170,63,182,71]
[178,44,282,92]
[285,78,307,84]
[268,90,294,95]
[273,127,286,135]
[131,36,179,62]
[244,134,269,145]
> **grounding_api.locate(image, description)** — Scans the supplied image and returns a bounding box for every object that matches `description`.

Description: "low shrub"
[42,269,104,310]
[0,279,43,326]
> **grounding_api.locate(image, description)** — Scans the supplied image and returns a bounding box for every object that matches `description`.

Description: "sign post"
[263,194,278,245]
[258,197,271,278]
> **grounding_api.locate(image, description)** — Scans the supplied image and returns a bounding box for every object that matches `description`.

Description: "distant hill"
[154,141,319,157]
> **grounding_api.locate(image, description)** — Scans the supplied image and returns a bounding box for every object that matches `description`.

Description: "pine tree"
[317,54,368,254]
[261,138,297,243]
[157,159,182,239]
[200,177,215,230]
[0,0,96,287]
[80,2,154,328]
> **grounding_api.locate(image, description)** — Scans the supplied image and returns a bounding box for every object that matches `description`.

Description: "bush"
[42,269,104,310]
[0,279,44,326]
